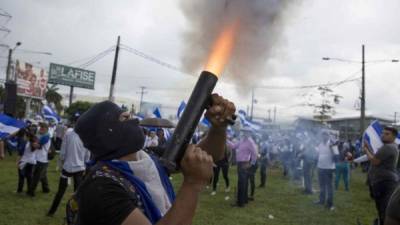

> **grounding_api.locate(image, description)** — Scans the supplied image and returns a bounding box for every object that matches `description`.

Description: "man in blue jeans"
[315,131,339,211]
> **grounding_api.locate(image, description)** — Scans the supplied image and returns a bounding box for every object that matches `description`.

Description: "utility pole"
[250,87,255,121]
[6,49,12,81]
[69,86,74,107]
[109,36,121,102]
[4,42,21,117]
[323,44,398,136]
[273,106,277,123]
[137,86,147,114]
[360,45,366,137]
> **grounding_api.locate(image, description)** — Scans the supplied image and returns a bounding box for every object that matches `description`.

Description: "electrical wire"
[78,49,114,68]
[255,76,360,90]
[120,44,190,75]
[120,43,365,91]
[66,46,115,67]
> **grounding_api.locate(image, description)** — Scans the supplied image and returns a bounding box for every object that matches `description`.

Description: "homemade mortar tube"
[161,70,235,172]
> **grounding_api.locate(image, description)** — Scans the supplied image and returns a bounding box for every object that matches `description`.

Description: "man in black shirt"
[74,94,235,225]
[364,127,400,225]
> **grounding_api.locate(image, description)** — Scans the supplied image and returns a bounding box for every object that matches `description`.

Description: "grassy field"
[0,155,377,225]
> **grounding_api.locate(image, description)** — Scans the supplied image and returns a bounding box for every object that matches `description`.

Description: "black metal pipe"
[161,71,219,172]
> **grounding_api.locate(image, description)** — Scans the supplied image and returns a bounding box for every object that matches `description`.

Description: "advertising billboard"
[15,60,48,99]
[48,63,95,89]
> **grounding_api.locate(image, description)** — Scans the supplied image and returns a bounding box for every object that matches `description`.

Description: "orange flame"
[204,22,239,77]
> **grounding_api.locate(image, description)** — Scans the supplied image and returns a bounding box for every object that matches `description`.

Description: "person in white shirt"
[47,125,90,216]
[17,133,36,193]
[314,131,339,211]
[28,122,51,196]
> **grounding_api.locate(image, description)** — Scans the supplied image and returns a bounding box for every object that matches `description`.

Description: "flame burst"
[204,21,239,77]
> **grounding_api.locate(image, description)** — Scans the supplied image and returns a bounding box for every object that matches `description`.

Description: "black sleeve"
[78,177,139,225]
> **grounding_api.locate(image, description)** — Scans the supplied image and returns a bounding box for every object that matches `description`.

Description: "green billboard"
[48,63,96,89]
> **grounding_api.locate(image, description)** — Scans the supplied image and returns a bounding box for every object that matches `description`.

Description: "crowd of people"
[1,96,400,225]
[206,125,400,225]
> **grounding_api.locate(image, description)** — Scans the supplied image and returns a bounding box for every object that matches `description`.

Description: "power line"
[120,43,364,91]
[0,8,12,20]
[66,46,115,67]
[120,44,190,75]
[78,48,115,68]
[255,77,360,90]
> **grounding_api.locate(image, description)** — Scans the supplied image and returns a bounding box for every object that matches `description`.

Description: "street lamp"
[6,42,22,81]
[4,42,22,117]
[323,45,399,138]
[14,42,21,50]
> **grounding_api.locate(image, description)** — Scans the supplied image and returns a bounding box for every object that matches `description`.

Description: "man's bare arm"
[197,94,235,161]
[122,146,214,225]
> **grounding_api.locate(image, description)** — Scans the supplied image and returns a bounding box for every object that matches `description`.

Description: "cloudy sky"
[1,0,399,122]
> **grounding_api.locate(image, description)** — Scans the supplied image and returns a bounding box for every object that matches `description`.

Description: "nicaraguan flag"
[164,128,172,141]
[151,108,172,140]
[177,101,209,127]
[201,117,211,127]
[0,114,26,139]
[177,101,186,119]
[363,120,384,154]
[133,114,144,121]
[238,110,262,131]
[153,108,162,119]
[363,120,400,153]
[42,105,60,123]
[354,120,400,163]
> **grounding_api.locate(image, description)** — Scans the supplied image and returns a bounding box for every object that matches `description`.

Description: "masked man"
[73,94,235,225]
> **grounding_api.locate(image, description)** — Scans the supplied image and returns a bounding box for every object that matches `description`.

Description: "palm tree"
[45,84,63,113]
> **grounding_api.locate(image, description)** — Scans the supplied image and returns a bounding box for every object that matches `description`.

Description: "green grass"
[0,155,376,225]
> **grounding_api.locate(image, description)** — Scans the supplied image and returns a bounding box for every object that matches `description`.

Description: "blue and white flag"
[363,120,400,153]
[177,101,209,127]
[133,114,144,121]
[177,101,186,119]
[0,114,26,139]
[355,120,400,163]
[42,105,60,123]
[238,110,262,131]
[201,117,211,127]
[363,120,384,154]
[153,108,162,119]
[151,108,172,140]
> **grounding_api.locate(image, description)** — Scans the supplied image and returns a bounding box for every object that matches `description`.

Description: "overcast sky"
[1,0,400,122]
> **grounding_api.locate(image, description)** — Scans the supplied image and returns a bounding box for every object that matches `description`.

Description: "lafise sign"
[48,63,96,90]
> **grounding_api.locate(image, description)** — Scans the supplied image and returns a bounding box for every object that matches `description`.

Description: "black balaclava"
[75,101,145,160]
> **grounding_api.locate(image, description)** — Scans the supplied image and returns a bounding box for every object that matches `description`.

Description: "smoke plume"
[179,0,293,89]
